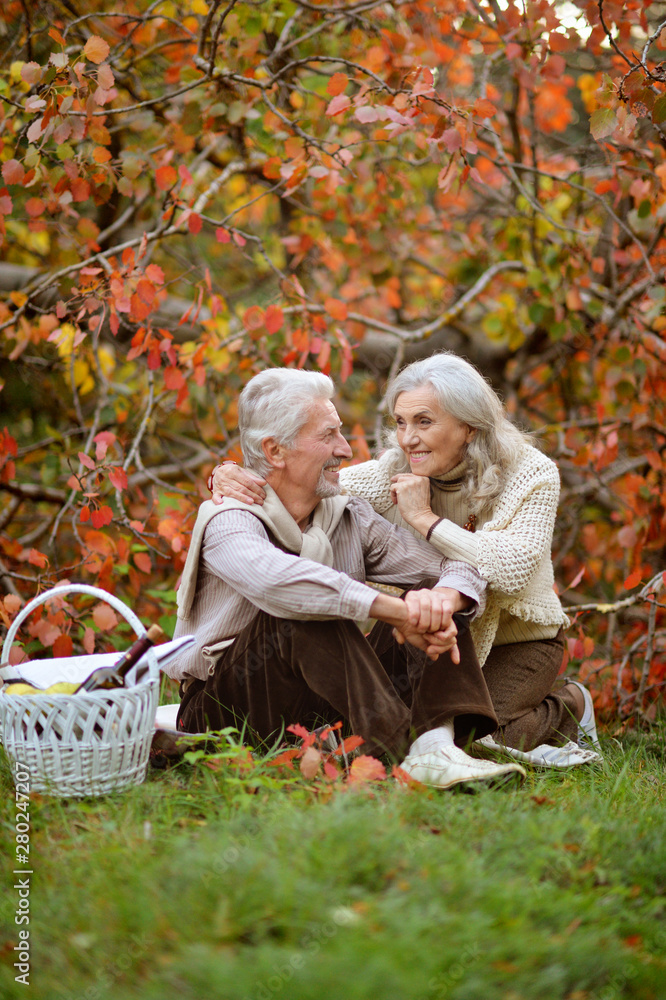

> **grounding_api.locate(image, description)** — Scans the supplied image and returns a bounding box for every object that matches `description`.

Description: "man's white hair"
[239,368,335,477]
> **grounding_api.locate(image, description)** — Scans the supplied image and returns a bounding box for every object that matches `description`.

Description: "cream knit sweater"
[339,443,569,667]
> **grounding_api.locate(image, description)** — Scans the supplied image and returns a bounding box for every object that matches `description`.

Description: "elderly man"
[168,369,525,789]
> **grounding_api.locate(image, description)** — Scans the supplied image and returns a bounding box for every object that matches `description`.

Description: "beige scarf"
[177,485,349,620]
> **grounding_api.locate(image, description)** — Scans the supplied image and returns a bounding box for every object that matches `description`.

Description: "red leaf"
[83,626,96,655]
[84,35,110,64]
[2,160,25,185]
[164,366,185,390]
[326,94,351,117]
[27,548,49,568]
[53,633,73,658]
[21,62,43,86]
[25,197,45,218]
[78,451,96,470]
[145,264,165,284]
[91,505,113,529]
[188,213,202,234]
[92,603,118,631]
[348,755,386,784]
[108,466,128,491]
[79,505,91,523]
[71,178,91,202]
[286,722,316,748]
[323,760,340,780]
[216,227,231,243]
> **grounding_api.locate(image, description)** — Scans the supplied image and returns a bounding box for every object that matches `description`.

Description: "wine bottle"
[77,624,165,693]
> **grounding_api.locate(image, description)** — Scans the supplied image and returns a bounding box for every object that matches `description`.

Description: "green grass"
[1,729,666,1000]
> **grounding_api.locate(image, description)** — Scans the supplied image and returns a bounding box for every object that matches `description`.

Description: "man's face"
[282,398,352,500]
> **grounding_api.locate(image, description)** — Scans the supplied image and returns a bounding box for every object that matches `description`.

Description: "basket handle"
[1,584,158,679]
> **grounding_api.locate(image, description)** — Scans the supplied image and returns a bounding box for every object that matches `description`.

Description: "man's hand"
[211,464,267,506]
[369,589,466,662]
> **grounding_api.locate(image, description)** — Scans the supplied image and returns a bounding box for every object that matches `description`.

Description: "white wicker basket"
[0,584,160,798]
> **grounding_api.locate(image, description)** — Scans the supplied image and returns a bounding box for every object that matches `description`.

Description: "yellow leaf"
[98,345,115,377]
[10,61,24,83]
[10,291,27,308]
[54,322,76,358]
[73,359,94,394]
[191,0,209,12]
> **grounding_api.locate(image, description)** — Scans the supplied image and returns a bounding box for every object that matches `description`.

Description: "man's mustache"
[323,460,341,471]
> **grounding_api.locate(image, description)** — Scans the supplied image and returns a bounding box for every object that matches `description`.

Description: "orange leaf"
[348,755,386,784]
[84,36,110,64]
[92,602,118,631]
[4,595,22,615]
[324,297,348,321]
[133,552,152,574]
[624,570,643,590]
[264,304,284,335]
[327,72,349,97]
[155,165,178,191]
[25,197,45,218]
[93,147,112,163]
[27,548,49,568]
[336,734,365,756]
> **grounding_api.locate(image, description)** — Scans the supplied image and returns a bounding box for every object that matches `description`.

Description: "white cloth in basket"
[0,635,195,690]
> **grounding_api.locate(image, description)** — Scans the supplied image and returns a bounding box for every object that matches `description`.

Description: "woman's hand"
[210,464,267,506]
[390,474,439,536]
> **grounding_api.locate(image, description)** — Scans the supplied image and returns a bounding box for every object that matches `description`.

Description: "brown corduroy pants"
[177,611,498,759]
[482,629,579,750]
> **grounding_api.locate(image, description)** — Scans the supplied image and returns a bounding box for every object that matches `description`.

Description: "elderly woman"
[211,353,600,766]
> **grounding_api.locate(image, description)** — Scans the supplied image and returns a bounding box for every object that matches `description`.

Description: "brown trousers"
[483,629,579,750]
[177,611,498,759]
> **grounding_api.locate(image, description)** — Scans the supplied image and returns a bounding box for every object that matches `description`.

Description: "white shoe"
[399,745,526,790]
[566,680,601,749]
[475,734,602,769]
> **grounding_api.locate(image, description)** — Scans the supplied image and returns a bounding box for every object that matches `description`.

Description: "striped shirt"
[169,496,486,681]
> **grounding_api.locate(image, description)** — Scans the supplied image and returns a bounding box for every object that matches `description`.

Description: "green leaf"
[637,199,652,219]
[652,95,666,125]
[56,143,75,161]
[590,108,617,140]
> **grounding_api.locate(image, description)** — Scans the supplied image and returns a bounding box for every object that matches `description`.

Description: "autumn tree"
[0,0,664,724]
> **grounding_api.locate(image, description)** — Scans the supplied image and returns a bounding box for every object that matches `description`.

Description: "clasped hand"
[390,474,433,530]
[393,588,460,664]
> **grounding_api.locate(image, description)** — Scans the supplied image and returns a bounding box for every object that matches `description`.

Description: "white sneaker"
[399,745,526,790]
[475,734,602,769]
[566,680,601,749]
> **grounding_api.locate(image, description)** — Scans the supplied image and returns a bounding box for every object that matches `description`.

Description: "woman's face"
[393,387,475,478]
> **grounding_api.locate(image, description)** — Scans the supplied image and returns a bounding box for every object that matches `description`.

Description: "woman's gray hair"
[239,368,335,477]
[385,352,533,514]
